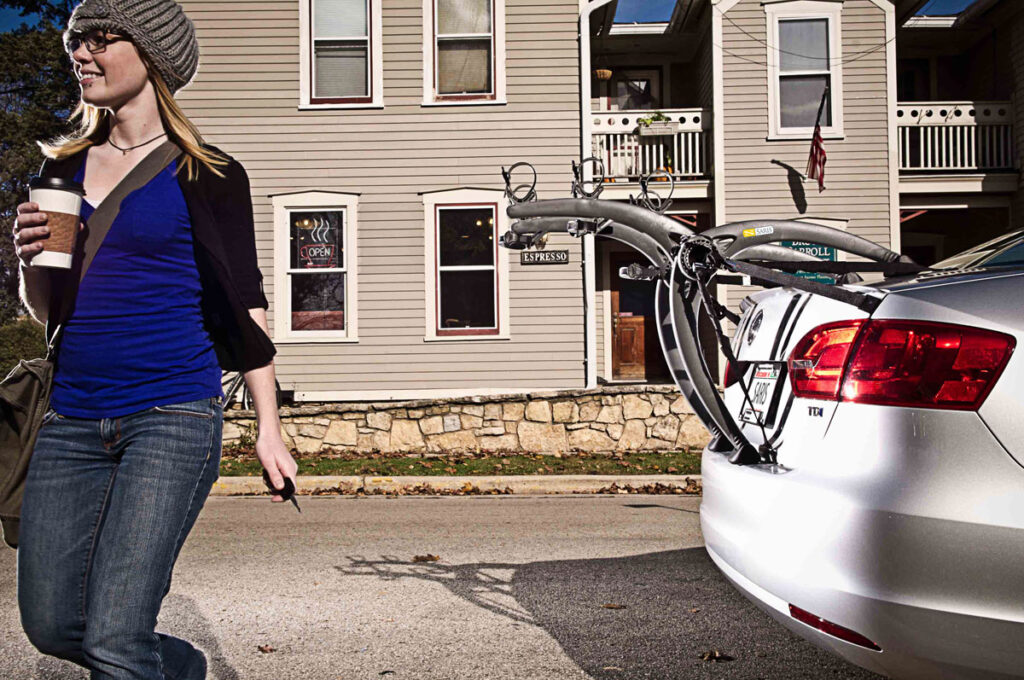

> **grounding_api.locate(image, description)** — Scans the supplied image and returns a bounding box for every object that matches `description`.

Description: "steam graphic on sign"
[295,213,338,268]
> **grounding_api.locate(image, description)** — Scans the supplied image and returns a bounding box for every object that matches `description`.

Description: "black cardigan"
[37,144,277,373]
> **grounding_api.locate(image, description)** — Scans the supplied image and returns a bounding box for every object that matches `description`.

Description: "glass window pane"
[439,270,495,328]
[437,0,491,35]
[779,19,829,72]
[780,75,831,128]
[616,79,657,110]
[315,41,368,98]
[291,272,345,331]
[290,210,344,270]
[314,0,367,38]
[439,207,494,267]
[438,39,491,94]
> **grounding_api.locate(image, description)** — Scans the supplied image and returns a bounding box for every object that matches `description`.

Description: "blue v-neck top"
[49,153,224,418]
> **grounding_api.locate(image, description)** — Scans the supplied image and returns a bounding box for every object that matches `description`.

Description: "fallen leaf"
[701,649,734,663]
[601,603,627,610]
[690,607,700,613]
[379,671,395,676]
[413,554,440,563]
[257,644,275,654]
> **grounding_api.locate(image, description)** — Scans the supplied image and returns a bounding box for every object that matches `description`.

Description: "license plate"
[741,363,781,425]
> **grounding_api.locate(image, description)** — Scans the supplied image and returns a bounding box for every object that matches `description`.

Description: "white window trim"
[421,0,507,106]
[422,188,511,341]
[271,191,359,343]
[299,0,384,110]
[765,0,845,141]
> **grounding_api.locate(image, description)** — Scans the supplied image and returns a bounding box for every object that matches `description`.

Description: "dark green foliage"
[1,2,79,326]
[0,317,46,377]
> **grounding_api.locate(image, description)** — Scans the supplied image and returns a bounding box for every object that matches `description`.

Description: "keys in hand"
[262,470,301,513]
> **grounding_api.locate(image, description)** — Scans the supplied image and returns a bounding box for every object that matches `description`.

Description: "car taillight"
[788,321,864,399]
[788,319,1016,410]
[842,320,1015,409]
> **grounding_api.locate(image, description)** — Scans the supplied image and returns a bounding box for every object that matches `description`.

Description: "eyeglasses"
[66,30,127,55]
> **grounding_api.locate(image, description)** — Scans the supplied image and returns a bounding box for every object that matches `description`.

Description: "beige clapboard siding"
[719,0,892,314]
[178,0,584,396]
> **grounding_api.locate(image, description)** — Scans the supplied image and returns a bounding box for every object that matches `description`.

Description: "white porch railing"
[898,101,1016,172]
[591,108,712,181]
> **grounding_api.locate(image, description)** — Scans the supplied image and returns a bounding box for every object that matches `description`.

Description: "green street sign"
[782,240,837,284]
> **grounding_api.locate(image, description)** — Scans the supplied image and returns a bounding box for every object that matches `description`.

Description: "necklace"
[107,131,167,155]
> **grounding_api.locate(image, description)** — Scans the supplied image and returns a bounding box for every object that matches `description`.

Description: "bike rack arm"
[507,198,691,251]
[731,244,822,262]
[705,219,906,263]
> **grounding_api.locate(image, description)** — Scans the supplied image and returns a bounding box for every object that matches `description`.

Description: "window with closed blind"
[765,1,844,139]
[423,0,506,105]
[301,0,382,108]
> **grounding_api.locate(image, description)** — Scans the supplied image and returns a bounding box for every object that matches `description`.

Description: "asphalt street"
[0,496,881,679]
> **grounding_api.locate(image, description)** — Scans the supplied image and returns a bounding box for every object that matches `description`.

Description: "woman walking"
[11,0,297,677]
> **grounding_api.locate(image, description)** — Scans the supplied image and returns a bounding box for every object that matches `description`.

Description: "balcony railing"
[591,108,712,181]
[898,101,1016,173]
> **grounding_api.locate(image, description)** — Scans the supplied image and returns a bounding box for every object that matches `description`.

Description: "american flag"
[806,86,829,192]
[806,123,826,193]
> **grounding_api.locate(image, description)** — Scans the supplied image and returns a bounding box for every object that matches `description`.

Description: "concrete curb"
[210,474,702,496]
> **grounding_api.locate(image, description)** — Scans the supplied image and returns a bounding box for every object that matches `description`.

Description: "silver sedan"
[703,230,1024,679]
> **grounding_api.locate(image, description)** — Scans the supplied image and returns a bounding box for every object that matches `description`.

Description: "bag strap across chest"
[43,140,184,359]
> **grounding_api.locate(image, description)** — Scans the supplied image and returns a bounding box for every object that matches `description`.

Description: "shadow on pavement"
[162,594,242,680]
[337,548,882,680]
[26,594,240,680]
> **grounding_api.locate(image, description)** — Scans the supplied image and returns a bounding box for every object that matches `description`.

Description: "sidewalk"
[210,474,702,496]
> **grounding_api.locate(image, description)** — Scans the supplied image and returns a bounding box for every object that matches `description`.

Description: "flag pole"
[814,84,830,130]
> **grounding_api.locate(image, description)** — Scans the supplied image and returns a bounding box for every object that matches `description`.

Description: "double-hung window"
[422,189,510,339]
[301,0,383,108]
[423,0,507,104]
[766,1,843,138]
[271,192,360,342]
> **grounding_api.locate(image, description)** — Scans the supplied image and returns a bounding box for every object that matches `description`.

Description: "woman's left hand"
[255,431,298,502]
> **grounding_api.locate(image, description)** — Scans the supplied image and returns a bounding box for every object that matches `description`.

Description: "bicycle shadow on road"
[336,548,881,680]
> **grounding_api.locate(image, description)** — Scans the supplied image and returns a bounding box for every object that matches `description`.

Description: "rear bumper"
[700,404,1024,680]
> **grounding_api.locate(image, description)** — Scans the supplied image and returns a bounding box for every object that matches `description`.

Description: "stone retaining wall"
[224,385,711,455]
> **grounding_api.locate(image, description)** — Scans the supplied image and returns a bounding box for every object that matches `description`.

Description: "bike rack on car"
[499,161,926,465]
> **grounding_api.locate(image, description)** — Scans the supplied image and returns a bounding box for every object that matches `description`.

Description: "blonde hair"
[38,47,230,181]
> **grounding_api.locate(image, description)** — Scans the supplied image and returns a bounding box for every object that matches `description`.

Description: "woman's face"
[68,28,153,110]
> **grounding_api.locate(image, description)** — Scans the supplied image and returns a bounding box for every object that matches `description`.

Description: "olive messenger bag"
[0,141,183,549]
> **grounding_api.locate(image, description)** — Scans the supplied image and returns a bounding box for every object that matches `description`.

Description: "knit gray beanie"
[64,0,200,94]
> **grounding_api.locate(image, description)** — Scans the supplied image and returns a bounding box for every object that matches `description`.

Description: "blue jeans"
[16,396,223,680]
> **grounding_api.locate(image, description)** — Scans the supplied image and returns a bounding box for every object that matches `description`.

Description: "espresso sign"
[521,250,569,265]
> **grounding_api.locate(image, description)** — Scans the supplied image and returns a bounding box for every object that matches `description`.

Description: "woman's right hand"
[13,201,83,266]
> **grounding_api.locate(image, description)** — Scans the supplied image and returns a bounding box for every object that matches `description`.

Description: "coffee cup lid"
[30,176,86,196]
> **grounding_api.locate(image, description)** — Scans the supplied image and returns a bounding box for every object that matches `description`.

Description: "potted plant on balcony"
[637,111,678,137]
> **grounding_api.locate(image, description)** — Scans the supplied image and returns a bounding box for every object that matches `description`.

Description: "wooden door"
[610,254,647,380]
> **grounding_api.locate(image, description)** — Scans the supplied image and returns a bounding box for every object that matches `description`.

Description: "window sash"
[778,18,829,74]
[435,204,498,331]
[287,208,346,270]
[313,39,370,99]
[289,271,347,332]
[779,74,831,128]
[313,0,368,39]
[434,0,494,98]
